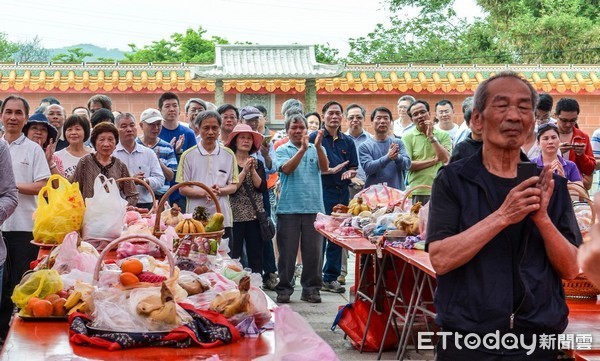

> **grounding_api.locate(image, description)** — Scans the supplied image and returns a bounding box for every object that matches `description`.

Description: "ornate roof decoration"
[191,45,344,79]
[0,63,598,94]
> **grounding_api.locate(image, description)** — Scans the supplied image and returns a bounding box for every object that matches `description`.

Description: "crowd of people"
[1,76,600,356]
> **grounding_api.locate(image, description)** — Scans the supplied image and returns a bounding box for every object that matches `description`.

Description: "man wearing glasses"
[534,93,556,127]
[555,97,595,189]
[434,100,459,143]
[403,100,451,204]
[185,98,207,141]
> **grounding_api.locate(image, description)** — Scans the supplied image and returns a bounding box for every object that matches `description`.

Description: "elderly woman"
[55,115,92,178]
[69,122,138,206]
[533,123,583,187]
[226,124,267,274]
[23,113,64,176]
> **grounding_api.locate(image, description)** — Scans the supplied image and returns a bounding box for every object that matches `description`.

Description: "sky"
[0,0,482,57]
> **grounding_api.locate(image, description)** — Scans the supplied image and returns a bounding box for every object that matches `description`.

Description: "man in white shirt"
[434,100,459,143]
[0,95,50,338]
[113,112,165,210]
[177,110,238,243]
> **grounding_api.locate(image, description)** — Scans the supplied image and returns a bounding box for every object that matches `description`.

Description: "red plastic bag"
[331,298,398,352]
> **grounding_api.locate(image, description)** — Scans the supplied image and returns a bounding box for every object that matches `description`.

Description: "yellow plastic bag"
[11,270,64,309]
[33,175,86,244]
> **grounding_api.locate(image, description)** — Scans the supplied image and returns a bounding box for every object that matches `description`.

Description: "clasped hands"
[497,164,554,225]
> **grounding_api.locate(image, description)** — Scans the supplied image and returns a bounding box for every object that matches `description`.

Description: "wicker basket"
[563,274,600,299]
[397,184,432,211]
[116,177,157,216]
[562,184,598,299]
[93,233,175,289]
[153,181,225,241]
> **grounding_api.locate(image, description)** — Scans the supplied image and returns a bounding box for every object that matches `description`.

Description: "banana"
[190,219,205,233]
[67,301,87,315]
[175,220,185,233]
[64,291,82,310]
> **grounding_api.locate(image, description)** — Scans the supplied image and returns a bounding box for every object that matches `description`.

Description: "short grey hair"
[473,71,538,113]
[44,104,65,117]
[185,98,207,113]
[115,112,136,125]
[205,101,217,111]
[397,95,416,105]
[284,111,307,131]
[281,98,303,117]
[194,110,222,128]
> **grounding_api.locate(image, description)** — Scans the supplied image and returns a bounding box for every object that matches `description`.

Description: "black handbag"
[242,182,275,241]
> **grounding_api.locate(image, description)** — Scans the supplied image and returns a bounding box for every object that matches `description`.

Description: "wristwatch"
[429,136,438,143]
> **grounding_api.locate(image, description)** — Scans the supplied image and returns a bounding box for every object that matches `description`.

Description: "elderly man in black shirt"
[426,71,580,360]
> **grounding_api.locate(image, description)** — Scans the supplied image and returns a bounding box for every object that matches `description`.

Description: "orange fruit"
[45,294,60,303]
[52,298,67,316]
[120,258,143,275]
[32,299,53,317]
[120,272,140,286]
[25,297,41,315]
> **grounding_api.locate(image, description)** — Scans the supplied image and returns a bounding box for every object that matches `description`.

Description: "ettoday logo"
[418,331,593,355]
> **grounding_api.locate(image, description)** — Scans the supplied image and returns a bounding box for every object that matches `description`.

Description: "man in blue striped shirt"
[136,108,177,198]
[274,112,328,304]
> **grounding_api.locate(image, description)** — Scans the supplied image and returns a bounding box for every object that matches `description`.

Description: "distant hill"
[47,44,126,62]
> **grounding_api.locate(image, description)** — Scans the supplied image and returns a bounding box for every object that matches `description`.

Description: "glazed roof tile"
[0,63,598,94]
[191,45,344,79]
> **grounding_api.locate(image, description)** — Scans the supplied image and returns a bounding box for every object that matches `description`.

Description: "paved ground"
[262,252,435,361]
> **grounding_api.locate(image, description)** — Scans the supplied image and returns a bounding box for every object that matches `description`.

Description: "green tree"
[347,9,508,63]
[52,47,93,62]
[124,27,229,63]
[0,33,18,61]
[361,0,600,63]
[314,43,341,64]
[96,57,116,62]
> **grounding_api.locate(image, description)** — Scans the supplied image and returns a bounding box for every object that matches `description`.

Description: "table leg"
[397,267,428,360]
[377,258,409,360]
[355,253,394,352]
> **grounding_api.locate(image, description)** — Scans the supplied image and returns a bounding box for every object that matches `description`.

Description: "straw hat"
[225,124,264,153]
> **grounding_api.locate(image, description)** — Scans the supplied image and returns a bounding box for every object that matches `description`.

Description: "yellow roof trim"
[0,65,598,94]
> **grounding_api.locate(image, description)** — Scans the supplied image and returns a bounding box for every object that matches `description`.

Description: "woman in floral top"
[226,124,266,274]
[70,122,138,206]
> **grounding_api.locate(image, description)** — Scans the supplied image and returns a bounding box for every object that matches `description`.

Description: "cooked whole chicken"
[136,282,180,325]
[208,276,251,317]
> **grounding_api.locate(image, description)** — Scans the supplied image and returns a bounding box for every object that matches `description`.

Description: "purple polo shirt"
[533,155,582,182]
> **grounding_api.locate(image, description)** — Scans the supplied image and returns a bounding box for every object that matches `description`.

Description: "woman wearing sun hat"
[23,113,64,176]
[225,123,267,275]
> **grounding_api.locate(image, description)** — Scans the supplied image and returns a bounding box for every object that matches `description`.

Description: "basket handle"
[116,177,157,214]
[93,233,175,284]
[399,185,432,211]
[567,183,596,226]
[154,181,221,234]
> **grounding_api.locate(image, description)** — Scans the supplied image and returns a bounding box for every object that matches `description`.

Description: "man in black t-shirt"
[426,71,581,360]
